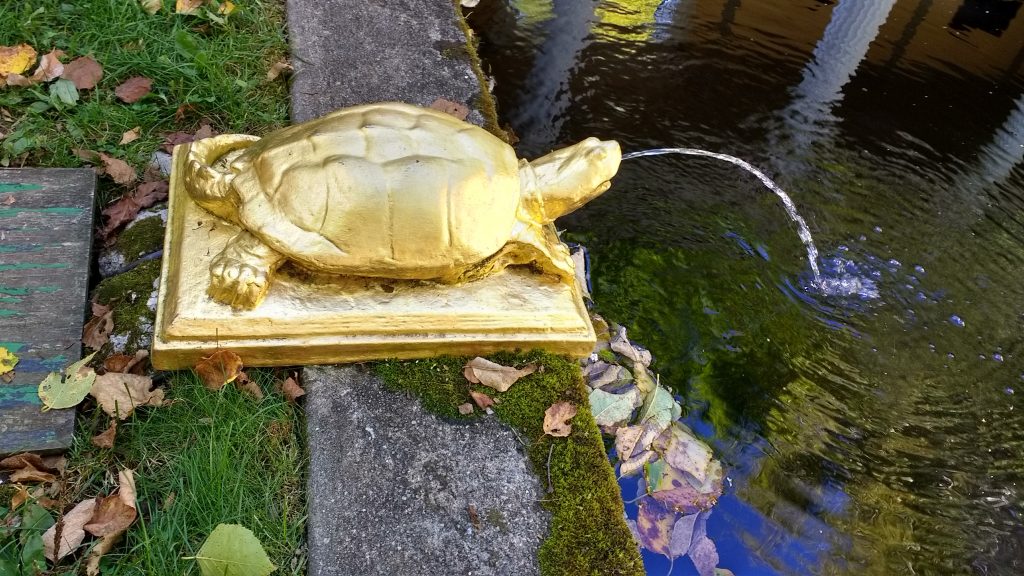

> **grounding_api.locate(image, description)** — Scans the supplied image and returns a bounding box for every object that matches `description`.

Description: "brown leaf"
[134,180,168,206]
[1,452,49,471]
[4,73,34,87]
[91,421,117,449]
[114,76,152,103]
[0,44,37,77]
[82,305,114,350]
[462,357,537,393]
[85,475,137,537]
[278,375,305,403]
[233,371,264,400]
[195,349,243,390]
[10,464,55,484]
[41,454,67,476]
[89,373,164,419]
[61,56,103,90]
[73,148,100,162]
[469,390,494,410]
[543,401,577,437]
[193,123,214,141]
[1,193,14,205]
[161,130,196,153]
[176,0,205,14]
[457,402,474,415]
[103,350,148,374]
[98,152,136,185]
[11,485,29,509]
[119,126,141,145]
[30,49,64,83]
[85,532,123,576]
[42,498,97,562]
[468,504,480,529]
[430,98,470,121]
[266,59,293,81]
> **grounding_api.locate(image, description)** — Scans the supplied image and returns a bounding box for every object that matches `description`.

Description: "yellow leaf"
[218,0,236,15]
[140,0,162,14]
[0,44,37,77]
[0,346,18,375]
[176,0,204,14]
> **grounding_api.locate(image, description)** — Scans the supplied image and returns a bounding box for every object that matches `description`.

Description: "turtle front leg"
[208,231,286,310]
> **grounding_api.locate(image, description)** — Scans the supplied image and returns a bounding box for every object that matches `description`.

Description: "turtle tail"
[183,134,260,208]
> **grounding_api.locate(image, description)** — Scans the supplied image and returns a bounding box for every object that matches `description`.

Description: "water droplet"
[889,259,901,268]
[1008,387,1017,395]
[948,353,956,359]
[873,226,883,233]
[994,353,1004,362]
[914,265,926,274]
[979,354,987,360]
[949,315,965,327]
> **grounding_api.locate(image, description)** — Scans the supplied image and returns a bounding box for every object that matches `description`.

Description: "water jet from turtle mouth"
[621,147,827,292]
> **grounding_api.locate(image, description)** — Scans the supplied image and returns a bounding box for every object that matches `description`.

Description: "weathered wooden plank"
[0,169,95,455]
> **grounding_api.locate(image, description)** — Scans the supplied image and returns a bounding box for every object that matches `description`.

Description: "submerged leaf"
[190,524,276,576]
[543,401,577,437]
[463,357,537,392]
[589,387,640,428]
[38,352,98,410]
[635,496,675,556]
[687,511,720,576]
[654,422,714,483]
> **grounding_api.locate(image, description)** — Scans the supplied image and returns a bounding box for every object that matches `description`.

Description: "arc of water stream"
[621,148,823,287]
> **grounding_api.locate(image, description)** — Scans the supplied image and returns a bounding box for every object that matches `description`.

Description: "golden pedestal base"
[151,149,596,370]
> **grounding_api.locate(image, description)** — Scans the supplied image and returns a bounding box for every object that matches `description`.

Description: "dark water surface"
[471,1,1024,574]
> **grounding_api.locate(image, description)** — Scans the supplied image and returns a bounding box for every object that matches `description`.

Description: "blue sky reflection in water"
[471,1,1024,574]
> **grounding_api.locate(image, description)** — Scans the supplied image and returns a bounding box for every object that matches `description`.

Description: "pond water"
[470,1,1024,574]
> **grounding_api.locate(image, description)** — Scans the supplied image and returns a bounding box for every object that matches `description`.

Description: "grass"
[375,351,645,576]
[60,369,307,575]
[0,0,289,201]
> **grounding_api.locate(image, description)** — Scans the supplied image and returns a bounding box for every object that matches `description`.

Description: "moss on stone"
[373,351,644,576]
[449,0,508,143]
[115,215,166,261]
[92,259,161,353]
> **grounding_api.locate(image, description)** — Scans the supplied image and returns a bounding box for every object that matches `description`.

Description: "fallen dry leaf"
[99,181,168,237]
[430,98,470,121]
[161,130,195,152]
[194,123,214,141]
[463,357,537,393]
[1,193,14,205]
[10,485,29,509]
[43,498,97,562]
[2,452,51,472]
[469,390,494,410]
[41,454,66,476]
[98,152,136,185]
[195,349,243,390]
[543,401,577,437]
[82,303,114,350]
[89,373,164,419]
[4,73,34,87]
[278,375,305,403]
[61,56,103,90]
[0,44,37,77]
[468,504,480,529]
[103,350,148,374]
[10,464,55,484]
[234,371,264,400]
[91,420,117,449]
[114,76,151,103]
[119,126,141,145]
[266,59,293,81]
[140,0,162,14]
[176,0,205,14]
[85,532,123,576]
[218,0,236,15]
[458,402,474,415]
[30,49,64,83]
[85,469,137,538]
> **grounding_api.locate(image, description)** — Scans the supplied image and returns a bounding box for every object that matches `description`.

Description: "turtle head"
[183,134,260,224]
[522,137,621,224]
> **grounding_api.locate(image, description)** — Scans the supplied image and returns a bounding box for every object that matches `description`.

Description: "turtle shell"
[227,103,522,278]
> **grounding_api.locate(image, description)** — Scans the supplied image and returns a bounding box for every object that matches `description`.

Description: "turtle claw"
[208,256,271,310]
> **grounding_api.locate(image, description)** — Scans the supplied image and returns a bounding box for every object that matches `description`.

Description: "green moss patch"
[115,215,166,261]
[93,258,161,352]
[374,351,644,576]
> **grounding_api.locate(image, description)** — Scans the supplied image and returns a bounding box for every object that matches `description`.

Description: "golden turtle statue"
[183,102,621,309]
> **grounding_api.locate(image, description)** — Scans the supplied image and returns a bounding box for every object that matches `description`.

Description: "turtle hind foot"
[208,231,285,310]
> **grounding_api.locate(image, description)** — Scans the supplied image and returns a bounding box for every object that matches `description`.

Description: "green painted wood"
[0,169,95,455]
